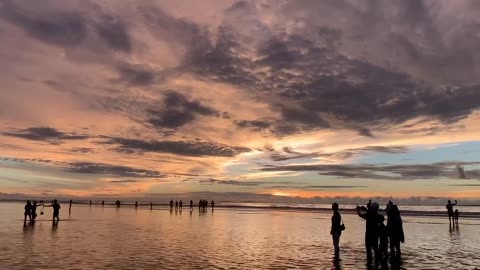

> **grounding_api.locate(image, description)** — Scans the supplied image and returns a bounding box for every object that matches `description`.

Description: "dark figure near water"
[135,201,138,208]
[454,209,459,223]
[31,201,38,222]
[356,202,384,264]
[116,200,121,208]
[24,200,32,224]
[211,200,215,211]
[379,220,388,261]
[170,200,174,211]
[179,200,183,210]
[387,205,404,262]
[204,200,208,210]
[175,201,178,210]
[198,200,202,210]
[69,199,72,214]
[45,199,61,221]
[330,203,343,259]
[101,200,105,206]
[446,200,457,223]
[89,200,92,206]
[150,202,153,210]
[386,200,393,219]
[367,200,372,209]
[190,200,193,211]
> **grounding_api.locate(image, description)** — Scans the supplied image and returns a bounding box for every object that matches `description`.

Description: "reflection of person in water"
[446,200,457,223]
[44,199,61,221]
[356,202,384,264]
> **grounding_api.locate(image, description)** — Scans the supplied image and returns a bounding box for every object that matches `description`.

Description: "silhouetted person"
[24,200,32,224]
[179,200,183,210]
[170,200,174,211]
[387,205,404,262]
[31,201,38,222]
[357,202,384,264]
[116,200,121,208]
[198,200,202,211]
[454,209,459,223]
[190,200,193,211]
[367,200,372,209]
[204,200,208,210]
[379,220,388,262]
[446,200,457,223]
[175,201,178,211]
[135,201,138,208]
[150,202,153,210]
[89,200,92,206]
[386,200,393,219]
[101,200,105,206]
[211,200,215,211]
[330,203,343,259]
[45,199,61,221]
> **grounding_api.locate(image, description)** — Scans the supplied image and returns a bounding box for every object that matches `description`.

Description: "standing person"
[101,200,105,206]
[170,200,174,211]
[204,200,208,210]
[116,200,121,208]
[44,199,61,221]
[175,201,178,211]
[387,205,404,262]
[135,201,138,208]
[179,200,183,210]
[150,202,153,210]
[356,202,384,264]
[190,200,193,211]
[367,200,372,209]
[386,201,393,219]
[24,200,32,224]
[454,209,460,223]
[446,200,458,223]
[69,199,72,214]
[198,200,202,211]
[31,201,38,222]
[211,200,215,211]
[89,200,92,206]
[330,203,343,259]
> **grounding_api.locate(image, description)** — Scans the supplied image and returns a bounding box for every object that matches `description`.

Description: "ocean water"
[0,202,479,269]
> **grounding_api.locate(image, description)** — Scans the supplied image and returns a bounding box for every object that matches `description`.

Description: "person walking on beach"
[446,200,457,223]
[211,200,215,211]
[179,200,183,210]
[330,203,343,259]
[24,200,32,224]
[101,200,104,206]
[170,200,174,211]
[31,201,38,222]
[89,200,92,206]
[116,200,121,208]
[387,205,404,262]
[356,202,384,264]
[175,201,178,211]
[190,200,193,211]
[454,209,460,223]
[198,200,202,211]
[69,199,72,214]
[45,199,61,221]
[135,201,138,208]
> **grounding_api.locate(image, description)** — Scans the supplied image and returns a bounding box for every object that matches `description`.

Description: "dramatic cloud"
[3,127,88,142]
[67,162,162,178]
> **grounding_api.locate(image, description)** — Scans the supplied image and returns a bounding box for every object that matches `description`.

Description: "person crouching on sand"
[44,199,61,221]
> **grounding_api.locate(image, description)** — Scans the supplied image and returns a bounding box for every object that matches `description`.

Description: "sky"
[1,0,480,202]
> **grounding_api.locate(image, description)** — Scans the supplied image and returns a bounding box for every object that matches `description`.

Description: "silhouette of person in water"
[31,201,38,222]
[357,202,384,264]
[387,205,404,262]
[170,200,174,211]
[211,200,214,211]
[150,202,153,210]
[446,200,457,223]
[116,200,121,208]
[330,203,343,259]
[454,209,459,223]
[190,200,193,211]
[45,199,61,221]
[69,199,72,214]
[89,200,92,206]
[175,201,178,211]
[179,200,183,210]
[24,200,32,224]
[198,200,202,211]
[101,200,105,206]
[135,201,138,208]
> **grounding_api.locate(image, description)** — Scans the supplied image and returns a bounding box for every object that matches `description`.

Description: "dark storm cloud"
[95,15,131,53]
[102,137,251,157]
[259,162,480,180]
[67,162,162,178]
[0,0,87,47]
[3,127,88,142]
[146,91,219,129]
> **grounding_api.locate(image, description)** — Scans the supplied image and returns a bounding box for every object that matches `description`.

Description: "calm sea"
[1,202,479,269]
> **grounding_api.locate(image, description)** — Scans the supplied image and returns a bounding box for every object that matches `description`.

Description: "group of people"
[168,199,214,212]
[331,200,405,266]
[24,199,61,224]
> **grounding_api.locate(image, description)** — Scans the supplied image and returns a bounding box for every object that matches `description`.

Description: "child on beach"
[454,209,459,223]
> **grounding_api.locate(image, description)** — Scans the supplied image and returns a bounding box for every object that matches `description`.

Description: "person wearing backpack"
[330,203,344,259]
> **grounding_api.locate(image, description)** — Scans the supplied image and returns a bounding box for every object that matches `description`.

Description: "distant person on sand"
[367,200,372,209]
[175,201,178,211]
[387,205,404,261]
[89,200,92,206]
[446,200,457,223]
[198,200,202,211]
[45,199,61,221]
[330,203,343,259]
[101,200,105,206]
[454,209,460,223]
[135,201,138,208]
[170,200,174,211]
[150,202,153,210]
[116,200,121,208]
[24,200,32,224]
[179,200,183,210]
[69,199,72,214]
[190,200,193,211]
[211,200,215,211]
[356,202,384,264]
